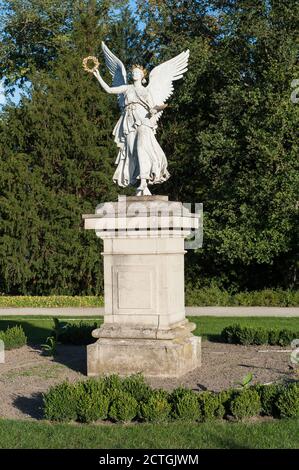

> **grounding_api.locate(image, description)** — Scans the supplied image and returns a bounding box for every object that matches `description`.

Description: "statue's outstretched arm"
[93,69,128,95]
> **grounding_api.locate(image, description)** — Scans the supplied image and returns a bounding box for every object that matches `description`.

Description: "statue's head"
[131,65,147,84]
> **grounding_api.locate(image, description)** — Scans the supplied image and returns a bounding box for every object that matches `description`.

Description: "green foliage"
[43,381,78,422]
[256,384,282,417]
[186,288,299,307]
[41,336,57,356]
[42,374,299,424]
[53,319,97,345]
[0,325,27,350]
[0,291,298,306]
[278,330,297,347]
[170,388,201,421]
[276,383,299,418]
[236,373,253,389]
[198,391,225,421]
[0,296,104,307]
[0,0,298,294]
[221,324,299,346]
[122,373,152,402]
[140,390,171,423]
[108,391,139,423]
[253,329,269,345]
[230,389,261,420]
[76,379,109,424]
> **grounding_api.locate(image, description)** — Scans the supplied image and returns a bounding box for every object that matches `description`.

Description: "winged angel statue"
[88,42,189,195]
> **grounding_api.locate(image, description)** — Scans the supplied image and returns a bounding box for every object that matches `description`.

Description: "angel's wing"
[147,50,189,121]
[101,41,127,109]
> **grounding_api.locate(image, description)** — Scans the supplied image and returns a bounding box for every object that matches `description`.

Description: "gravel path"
[0,342,294,421]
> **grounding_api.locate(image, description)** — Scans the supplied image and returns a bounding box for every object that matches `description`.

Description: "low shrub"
[221,324,241,344]
[0,325,27,350]
[43,381,78,422]
[109,391,138,423]
[122,373,152,402]
[76,380,109,423]
[170,388,201,421]
[278,330,297,347]
[268,330,280,346]
[276,383,299,418]
[140,390,171,423]
[256,383,282,417]
[198,391,225,421]
[253,329,269,345]
[221,324,299,346]
[230,389,261,420]
[53,319,97,345]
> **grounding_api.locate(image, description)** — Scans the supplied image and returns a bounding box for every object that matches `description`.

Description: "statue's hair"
[131,64,148,78]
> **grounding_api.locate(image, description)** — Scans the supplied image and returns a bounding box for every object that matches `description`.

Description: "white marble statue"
[85,42,189,196]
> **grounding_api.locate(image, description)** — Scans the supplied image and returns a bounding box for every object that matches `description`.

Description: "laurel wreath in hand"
[82,56,99,73]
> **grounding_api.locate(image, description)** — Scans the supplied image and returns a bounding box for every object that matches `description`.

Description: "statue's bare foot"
[136,179,152,196]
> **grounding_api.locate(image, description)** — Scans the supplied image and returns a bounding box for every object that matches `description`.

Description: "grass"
[0,316,102,344]
[192,316,299,341]
[0,316,299,344]
[3,364,64,380]
[0,418,298,449]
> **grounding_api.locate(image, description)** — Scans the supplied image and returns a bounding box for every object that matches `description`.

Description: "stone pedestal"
[82,195,202,377]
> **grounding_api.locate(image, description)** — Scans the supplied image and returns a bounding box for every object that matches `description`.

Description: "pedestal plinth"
[82,195,202,377]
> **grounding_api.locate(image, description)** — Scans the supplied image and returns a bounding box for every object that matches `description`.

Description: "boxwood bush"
[140,390,171,423]
[42,374,299,425]
[276,383,299,418]
[221,324,299,346]
[170,387,201,421]
[109,391,138,423]
[0,325,27,350]
[230,389,261,420]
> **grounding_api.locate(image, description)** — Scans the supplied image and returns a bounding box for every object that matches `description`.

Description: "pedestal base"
[87,321,201,378]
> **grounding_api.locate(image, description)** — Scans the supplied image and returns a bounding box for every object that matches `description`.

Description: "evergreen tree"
[0,0,139,294]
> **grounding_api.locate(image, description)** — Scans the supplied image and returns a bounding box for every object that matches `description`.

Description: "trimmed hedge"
[0,289,298,308]
[0,296,104,308]
[43,373,299,424]
[185,287,299,307]
[221,324,299,346]
[0,325,27,350]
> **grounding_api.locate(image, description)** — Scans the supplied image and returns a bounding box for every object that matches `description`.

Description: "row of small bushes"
[185,286,299,306]
[221,324,299,346]
[0,325,27,350]
[0,289,298,307]
[43,374,299,424]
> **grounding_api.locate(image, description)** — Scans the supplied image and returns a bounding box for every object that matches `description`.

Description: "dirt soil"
[0,341,294,421]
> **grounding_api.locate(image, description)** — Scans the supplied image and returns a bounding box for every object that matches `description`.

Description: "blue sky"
[0,0,139,108]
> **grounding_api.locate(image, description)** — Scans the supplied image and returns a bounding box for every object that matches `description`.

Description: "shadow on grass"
[0,319,52,345]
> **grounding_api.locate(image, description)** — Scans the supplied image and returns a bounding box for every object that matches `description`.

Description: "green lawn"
[0,316,299,344]
[0,418,298,449]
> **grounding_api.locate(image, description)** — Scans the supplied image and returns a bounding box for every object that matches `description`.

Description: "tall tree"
[137,0,299,290]
[0,0,140,294]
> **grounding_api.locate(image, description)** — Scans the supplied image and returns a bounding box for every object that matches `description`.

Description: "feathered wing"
[101,41,127,109]
[147,50,189,122]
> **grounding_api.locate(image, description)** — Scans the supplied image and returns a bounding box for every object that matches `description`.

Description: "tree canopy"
[0,0,298,294]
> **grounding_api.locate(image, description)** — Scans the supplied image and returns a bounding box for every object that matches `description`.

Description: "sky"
[0,0,139,109]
